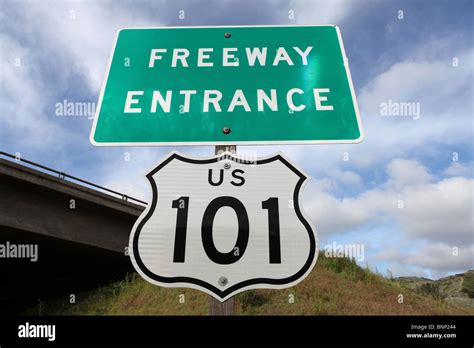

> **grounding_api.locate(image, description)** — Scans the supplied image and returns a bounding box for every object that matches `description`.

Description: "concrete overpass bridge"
[0,152,146,313]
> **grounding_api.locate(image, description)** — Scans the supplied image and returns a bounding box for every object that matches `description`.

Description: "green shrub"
[462,272,474,298]
[238,290,268,311]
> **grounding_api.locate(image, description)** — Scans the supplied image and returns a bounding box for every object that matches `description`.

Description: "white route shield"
[129,151,318,301]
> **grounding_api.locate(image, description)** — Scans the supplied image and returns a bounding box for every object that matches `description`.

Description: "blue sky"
[1,0,473,279]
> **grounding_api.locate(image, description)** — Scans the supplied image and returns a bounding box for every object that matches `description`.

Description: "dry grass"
[29,253,474,315]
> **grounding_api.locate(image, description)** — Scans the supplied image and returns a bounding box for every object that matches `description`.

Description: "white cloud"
[0,33,65,148]
[374,243,474,279]
[386,158,433,190]
[16,2,158,93]
[0,1,160,149]
[443,162,471,177]
[303,159,473,245]
[355,48,474,164]
[393,176,474,244]
[324,167,362,186]
[303,184,372,235]
[290,0,356,25]
[404,243,474,272]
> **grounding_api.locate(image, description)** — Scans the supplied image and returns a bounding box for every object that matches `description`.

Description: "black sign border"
[131,152,317,300]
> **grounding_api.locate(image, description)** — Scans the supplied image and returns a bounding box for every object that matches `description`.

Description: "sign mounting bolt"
[218,276,228,286]
[224,33,231,38]
[223,162,231,170]
[222,127,231,135]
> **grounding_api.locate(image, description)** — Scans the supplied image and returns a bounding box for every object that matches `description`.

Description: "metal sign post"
[211,144,236,315]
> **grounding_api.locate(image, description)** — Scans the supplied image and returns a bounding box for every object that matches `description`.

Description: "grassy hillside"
[29,253,474,315]
[397,270,474,308]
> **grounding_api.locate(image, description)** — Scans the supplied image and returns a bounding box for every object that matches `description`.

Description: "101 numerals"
[171,196,281,265]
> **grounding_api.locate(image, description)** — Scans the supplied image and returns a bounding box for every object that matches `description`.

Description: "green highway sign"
[90,25,363,146]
